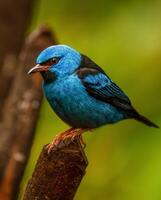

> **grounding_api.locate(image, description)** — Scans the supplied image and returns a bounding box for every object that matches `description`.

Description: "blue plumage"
[43,72,125,128]
[28,44,158,143]
[36,45,81,78]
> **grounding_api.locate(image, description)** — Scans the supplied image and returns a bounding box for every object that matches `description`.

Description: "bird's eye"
[51,58,60,65]
[41,57,60,66]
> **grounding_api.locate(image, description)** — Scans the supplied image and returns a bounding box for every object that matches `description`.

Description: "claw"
[46,142,55,154]
[79,134,86,149]
[46,128,91,154]
[46,128,75,154]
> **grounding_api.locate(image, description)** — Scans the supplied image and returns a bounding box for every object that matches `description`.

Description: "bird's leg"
[54,127,76,146]
[46,127,76,153]
[78,134,86,149]
[46,128,91,154]
[69,128,91,148]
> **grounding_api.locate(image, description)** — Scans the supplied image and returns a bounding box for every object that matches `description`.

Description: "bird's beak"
[28,64,50,74]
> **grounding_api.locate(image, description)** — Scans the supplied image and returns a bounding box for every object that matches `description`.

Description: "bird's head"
[28,45,81,82]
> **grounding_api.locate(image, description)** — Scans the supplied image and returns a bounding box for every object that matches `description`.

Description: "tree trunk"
[0,0,36,116]
[0,0,35,66]
[0,26,58,200]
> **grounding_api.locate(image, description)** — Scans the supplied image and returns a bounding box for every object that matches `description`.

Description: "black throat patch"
[41,71,57,84]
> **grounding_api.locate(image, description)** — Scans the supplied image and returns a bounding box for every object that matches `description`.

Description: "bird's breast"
[43,75,84,102]
[43,75,124,128]
[43,75,89,126]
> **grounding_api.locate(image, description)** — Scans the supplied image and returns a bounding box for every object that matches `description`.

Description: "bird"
[28,44,159,152]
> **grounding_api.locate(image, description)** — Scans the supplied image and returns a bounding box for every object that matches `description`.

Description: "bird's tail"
[133,112,159,128]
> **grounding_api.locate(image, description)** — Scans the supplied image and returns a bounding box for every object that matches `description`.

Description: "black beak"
[28,64,50,74]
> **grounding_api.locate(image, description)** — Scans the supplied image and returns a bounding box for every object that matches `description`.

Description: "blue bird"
[28,45,159,152]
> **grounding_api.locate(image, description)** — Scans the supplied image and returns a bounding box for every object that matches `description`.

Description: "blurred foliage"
[21,0,161,199]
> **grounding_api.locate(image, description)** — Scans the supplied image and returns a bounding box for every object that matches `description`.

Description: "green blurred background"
[21,0,161,199]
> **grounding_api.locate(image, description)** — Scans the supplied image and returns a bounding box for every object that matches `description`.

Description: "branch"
[0,26,58,200]
[23,138,88,200]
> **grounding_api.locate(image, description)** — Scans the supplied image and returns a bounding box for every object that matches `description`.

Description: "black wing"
[76,55,159,128]
[76,54,133,112]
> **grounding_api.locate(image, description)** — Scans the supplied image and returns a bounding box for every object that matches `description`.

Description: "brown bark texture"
[23,138,88,200]
[0,26,57,200]
[0,0,35,66]
[0,0,36,117]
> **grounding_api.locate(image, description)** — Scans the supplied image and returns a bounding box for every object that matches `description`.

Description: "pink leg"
[66,128,91,147]
[46,128,77,154]
[73,128,91,138]
[46,128,91,154]
[54,127,76,146]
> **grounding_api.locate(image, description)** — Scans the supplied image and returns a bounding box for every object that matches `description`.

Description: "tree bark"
[0,0,36,117]
[0,26,58,200]
[0,0,35,66]
[23,138,88,200]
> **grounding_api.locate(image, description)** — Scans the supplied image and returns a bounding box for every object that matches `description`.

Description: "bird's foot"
[46,128,75,154]
[46,140,56,154]
[70,128,91,148]
[46,128,90,154]
[78,134,86,149]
